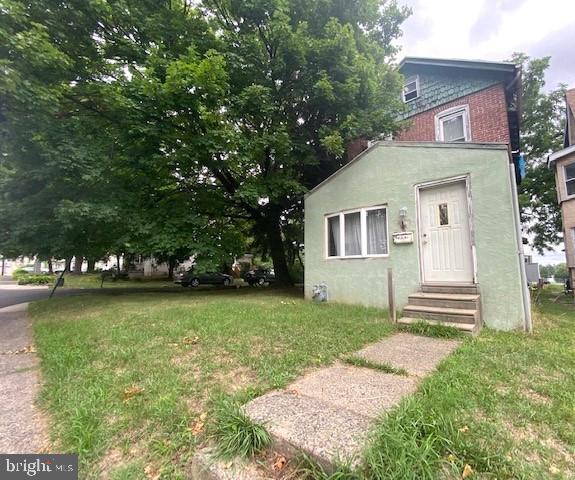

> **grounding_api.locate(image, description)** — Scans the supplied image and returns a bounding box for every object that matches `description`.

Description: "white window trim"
[434,105,471,142]
[564,161,575,199]
[402,75,419,103]
[325,205,389,259]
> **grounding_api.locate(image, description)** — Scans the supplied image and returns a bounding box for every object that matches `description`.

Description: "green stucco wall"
[304,142,526,331]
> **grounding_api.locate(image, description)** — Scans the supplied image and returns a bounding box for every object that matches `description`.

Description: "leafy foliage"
[0,0,410,281]
[511,53,566,252]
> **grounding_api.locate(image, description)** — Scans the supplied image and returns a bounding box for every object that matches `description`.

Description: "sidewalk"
[0,303,47,453]
[192,332,461,478]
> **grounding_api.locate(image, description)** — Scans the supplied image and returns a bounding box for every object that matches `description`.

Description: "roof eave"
[399,56,517,74]
[548,144,575,166]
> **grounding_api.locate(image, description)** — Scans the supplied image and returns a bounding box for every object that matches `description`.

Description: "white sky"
[396,0,575,264]
[397,0,575,91]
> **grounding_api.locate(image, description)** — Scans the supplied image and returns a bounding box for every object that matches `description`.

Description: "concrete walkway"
[0,303,47,453]
[191,333,461,479]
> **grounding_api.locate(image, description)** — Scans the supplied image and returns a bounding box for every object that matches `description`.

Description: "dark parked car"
[244,268,275,286]
[175,270,233,287]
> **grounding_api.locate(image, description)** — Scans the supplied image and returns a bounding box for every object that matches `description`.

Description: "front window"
[403,76,419,102]
[366,208,388,255]
[344,211,362,256]
[327,215,341,257]
[436,106,471,142]
[565,163,575,196]
[326,206,388,258]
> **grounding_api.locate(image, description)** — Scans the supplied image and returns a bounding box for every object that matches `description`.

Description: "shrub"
[17,274,56,285]
[12,267,31,280]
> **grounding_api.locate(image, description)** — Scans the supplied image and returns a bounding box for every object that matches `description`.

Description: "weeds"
[343,355,408,376]
[209,399,271,459]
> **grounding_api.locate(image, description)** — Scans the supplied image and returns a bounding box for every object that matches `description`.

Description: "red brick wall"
[395,83,510,144]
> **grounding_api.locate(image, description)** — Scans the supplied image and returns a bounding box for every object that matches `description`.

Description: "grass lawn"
[31,288,393,479]
[31,287,575,479]
[360,286,575,480]
[59,273,175,289]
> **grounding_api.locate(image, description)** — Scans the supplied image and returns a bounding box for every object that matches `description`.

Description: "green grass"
[343,355,408,376]
[209,399,271,459]
[358,286,575,479]
[59,273,174,289]
[32,286,575,478]
[297,455,358,479]
[31,288,392,478]
[398,320,464,339]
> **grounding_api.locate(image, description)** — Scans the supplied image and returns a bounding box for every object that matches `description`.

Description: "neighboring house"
[548,88,575,287]
[304,57,531,332]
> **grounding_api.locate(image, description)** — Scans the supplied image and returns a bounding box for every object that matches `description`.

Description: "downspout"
[508,163,533,333]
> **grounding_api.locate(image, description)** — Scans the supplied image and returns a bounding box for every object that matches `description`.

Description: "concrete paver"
[0,303,47,453]
[244,391,372,469]
[192,332,463,479]
[288,363,418,418]
[356,332,461,377]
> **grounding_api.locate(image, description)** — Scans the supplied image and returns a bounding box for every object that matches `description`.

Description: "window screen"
[366,208,388,255]
[344,212,362,256]
[442,114,466,142]
[327,216,340,257]
[403,76,418,102]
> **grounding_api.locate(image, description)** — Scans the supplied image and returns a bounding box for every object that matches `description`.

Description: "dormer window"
[403,76,419,102]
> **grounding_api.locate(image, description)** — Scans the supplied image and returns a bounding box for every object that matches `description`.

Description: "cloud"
[528,24,575,89]
[468,0,526,44]
[397,0,575,90]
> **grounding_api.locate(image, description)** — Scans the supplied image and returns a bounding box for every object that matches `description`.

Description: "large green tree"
[512,53,566,252]
[1,1,410,283]
[104,0,410,283]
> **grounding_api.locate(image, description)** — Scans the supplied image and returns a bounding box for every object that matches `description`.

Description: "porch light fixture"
[399,207,408,231]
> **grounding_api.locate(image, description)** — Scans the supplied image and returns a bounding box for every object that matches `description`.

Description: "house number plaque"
[392,231,414,244]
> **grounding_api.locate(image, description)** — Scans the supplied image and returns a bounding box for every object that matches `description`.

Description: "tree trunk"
[47,259,53,274]
[263,215,292,286]
[73,255,83,275]
[116,254,121,271]
[87,258,96,273]
[64,257,72,273]
[123,254,133,273]
[168,257,176,280]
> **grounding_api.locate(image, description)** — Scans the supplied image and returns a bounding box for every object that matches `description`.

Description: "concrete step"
[243,391,372,472]
[408,292,479,310]
[398,316,477,334]
[402,304,477,324]
[421,283,478,295]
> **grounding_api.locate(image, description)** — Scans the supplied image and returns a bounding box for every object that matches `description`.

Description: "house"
[304,57,531,332]
[548,88,575,287]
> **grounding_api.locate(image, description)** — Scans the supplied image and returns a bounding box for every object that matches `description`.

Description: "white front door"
[419,180,474,283]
